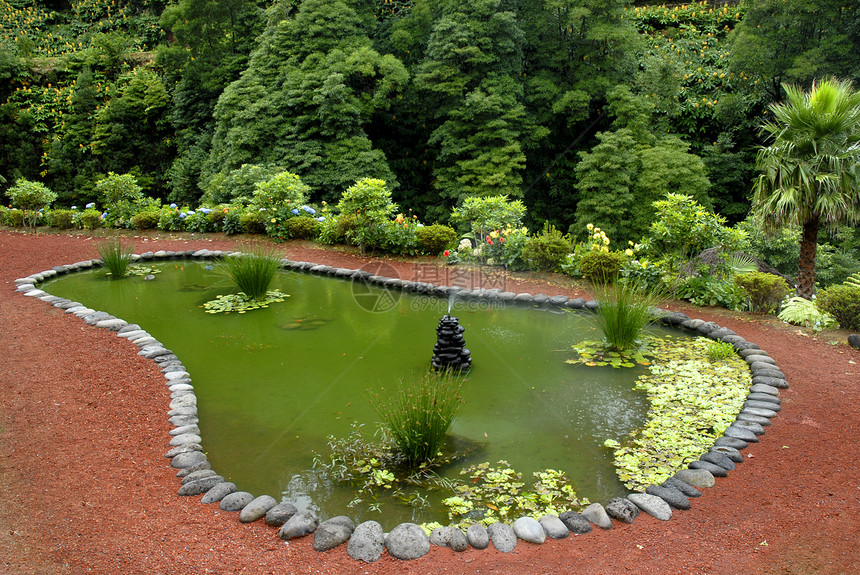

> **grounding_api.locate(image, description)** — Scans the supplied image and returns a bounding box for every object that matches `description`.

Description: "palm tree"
[752,79,860,299]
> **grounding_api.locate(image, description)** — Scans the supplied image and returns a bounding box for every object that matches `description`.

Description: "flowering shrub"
[522,223,571,272]
[75,208,103,229]
[285,216,321,240]
[415,223,458,256]
[450,195,526,248]
[157,205,186,231]
[185,209,213,233]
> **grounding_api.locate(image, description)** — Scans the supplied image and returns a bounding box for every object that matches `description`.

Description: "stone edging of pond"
[14,249,788,562]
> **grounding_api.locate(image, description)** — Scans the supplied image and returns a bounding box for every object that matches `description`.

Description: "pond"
[43,261,679,528]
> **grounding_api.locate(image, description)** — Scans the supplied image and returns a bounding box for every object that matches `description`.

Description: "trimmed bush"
[285,216,321,239]
[131,210,161,230]
[76,209,103,230]
[5,208,25,227]
[816,284,860,331]
[734,272,791,314]
[579,250,627,283]
[222,209,244,235]
[48,209,76,229]
[240,211,267,234]
[523,223,571,272]
[416,224,458,256]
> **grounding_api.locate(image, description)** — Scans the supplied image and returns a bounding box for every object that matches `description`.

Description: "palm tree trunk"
[796,216,820,299]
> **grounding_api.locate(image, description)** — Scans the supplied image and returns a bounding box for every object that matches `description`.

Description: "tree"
[6,178,57,232]
[752,79,860,299]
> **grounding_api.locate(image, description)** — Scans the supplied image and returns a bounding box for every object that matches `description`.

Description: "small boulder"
[558,510,593,534]
[429,526,468,552]
[265,502,298,527]
[487,522,517,553]
[674,468,715,489]
[849,334,860,350]
[538,515,569,539]
[219,491,254,512]
[661,477,702,498]
[347,521,385,563]
[645,485,691,510]
[512,516,546,544]
[605,497,640,524]
[466,524,489,549]
[581,502,613,529]
[201,482,236,504]
[313,516,355,552]
[279,510,319,541]
[239,495,278,523]
[385,523,430,560]
[628,493,672,521]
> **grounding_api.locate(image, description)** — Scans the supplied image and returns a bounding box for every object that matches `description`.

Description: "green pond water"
[44,261,670,528]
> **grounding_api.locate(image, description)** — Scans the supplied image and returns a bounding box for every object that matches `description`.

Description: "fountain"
[431,315,472,371]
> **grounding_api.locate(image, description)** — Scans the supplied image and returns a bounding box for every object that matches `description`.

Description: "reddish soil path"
[1,229,858,575]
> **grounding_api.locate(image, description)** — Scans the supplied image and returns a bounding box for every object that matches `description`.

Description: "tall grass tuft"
[222,244,282,300]
[369,370,466,467]
[590,281,663,351]
[96,238,134,278]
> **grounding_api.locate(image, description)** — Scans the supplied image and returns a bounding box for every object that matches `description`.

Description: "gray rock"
[646,485,690,510]
[742,406,779,418]
[738,348,765,358]
[628,493,672,521]
[348,521,385,563]
[96,318,127,331]
[279,510,320,540]
[714,436,749,450]
[558,510,593,534]
[674,468,715,488]
[314,517,355,552]
[178,475,224,496]
[219,491,254,512]
[170,433,202,446]
[710,445,744,463]
[385,523,430,560]
[724,425,760,443]
[169,415,199,427]
[661,477,702,498]
[605,497,640,524]
[181,469,217,484]
[745,399,781,412]
[746,392,780,404]
[512,516,546,544]
[466,524,489,549]
[533,294,550,304]
[265,502,298,526]
[169,450,207,469]
[169,395,197,409]
[429,526,468,551]
[175,460,210,477]
[549,295,569,306]
[164,444,202,458]
[751,375,789,389]
[581,502,613,529]
[745,354,776,365]
[538,515,569,539]
[201,482,236,504]
[165,371,191,381]
[696,321,719,335]
[566,298,586,309]
[513,293,533,302]
[736,412,772,426]
[487,522,517,553]
[733,420,766,436]
[749,361,779,372]
[239,495,278,523]
[700,451,737,471]
[689,460,728,477]
[751,367,786,379]
[849,334,860,350]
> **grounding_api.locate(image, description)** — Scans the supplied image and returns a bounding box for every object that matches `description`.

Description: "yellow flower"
[603,237,610,245]
[586,223,594,231]
[270,218,276,223]
[625,249,634,257]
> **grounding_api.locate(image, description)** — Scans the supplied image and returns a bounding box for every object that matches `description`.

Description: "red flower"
[444,250,450,257]
[487,237,493,245]
[500,237,506,243]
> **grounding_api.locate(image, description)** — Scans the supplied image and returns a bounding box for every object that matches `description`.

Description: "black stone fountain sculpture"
[431,315,472,371]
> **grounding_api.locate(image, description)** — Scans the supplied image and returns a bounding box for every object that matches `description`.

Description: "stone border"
[14,249,787,561]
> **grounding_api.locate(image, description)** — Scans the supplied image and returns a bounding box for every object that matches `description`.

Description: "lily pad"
[202,290,289,314]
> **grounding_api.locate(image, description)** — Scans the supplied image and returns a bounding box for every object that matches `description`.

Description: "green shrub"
[206,207,228,231]
[240,210,267,234]
[6,178,56,231]
[318,213,359,245]
[734,272,791,314]
[76,208,103,230]
[94,172,144,228]
[185,210,212,233]
[158,207,185,231]
[5,208,25,227]
[380,216,419,255]
[677,272,746,309]
[285,215,321,239]
[450,195,526,245]
[707,341,736,361]
[48,209,76,229]
[131,210,161,230]
[778,296,838,330]
[416,224,458,255]
[96,238,133,278]
[523,222,572,272]
[579,250,627,283]
[335,178,397,254]
[252,171,309,210]
[369,370,465,467]
[816,285,860,330]
[222,208,244,235]
[221,245,283,300]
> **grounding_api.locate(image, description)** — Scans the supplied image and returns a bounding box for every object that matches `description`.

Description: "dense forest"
[1,0,859,257]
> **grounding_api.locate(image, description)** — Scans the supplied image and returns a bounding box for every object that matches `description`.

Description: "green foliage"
[202,164,283,206]
[219,245,283,301]
[676,271,747,310]
[522,222,571,272]
[846,272,860,290]
[184,210,212,233]
[736,217,800,279]
[131,209,160,230]
[222,207,244,235]
[76,208,103,229]
[778,296,838,331]
[734,272,791,314]
[251,171,309,210]
[335,178,397,254]
[567,338,655,369]
[94,172,144,228]
[6,178,56,231]
[605,337,750,490]
[415,223,457,256]
[450,195,526,244]
[578,250,627,284]
[369,370,465,468]
[285,216,321,240]
[443,462,589,528]
[816,284,860,331]
[590,281,662,351]
[202,290,288,314]
[157,206,185,232]
[47,208,75,229]
[96,238,133,278]
[707,341,737,362]
[3,208,24,227]
[239,210,267,235]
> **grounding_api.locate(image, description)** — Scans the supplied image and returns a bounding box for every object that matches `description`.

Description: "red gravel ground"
[1,229,859,575]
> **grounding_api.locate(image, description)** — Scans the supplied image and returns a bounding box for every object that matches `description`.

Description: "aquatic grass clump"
[370,370,466,467]
[96,238,134,278]
[590,281,663,351]
[221,245,283,300]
